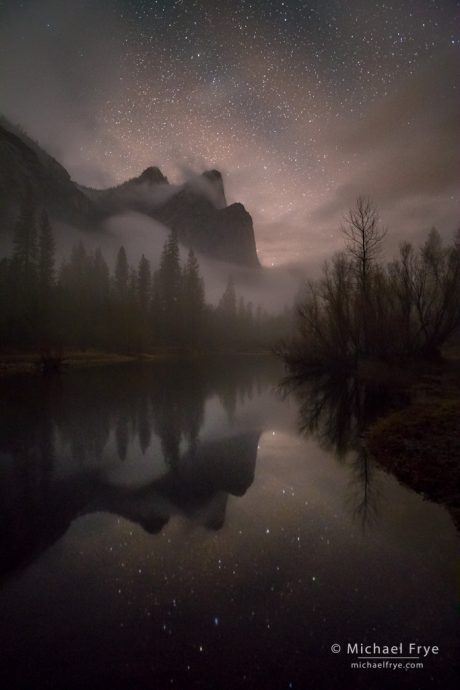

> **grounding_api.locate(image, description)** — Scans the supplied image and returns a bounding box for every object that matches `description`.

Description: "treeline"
[280,197,460,373]
[0,197,290,352]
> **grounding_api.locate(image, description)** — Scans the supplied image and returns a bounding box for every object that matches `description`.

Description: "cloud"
[311,49,460,248]
[1,0,458,271]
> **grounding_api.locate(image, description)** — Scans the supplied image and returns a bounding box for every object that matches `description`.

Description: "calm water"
[0,357,457,690]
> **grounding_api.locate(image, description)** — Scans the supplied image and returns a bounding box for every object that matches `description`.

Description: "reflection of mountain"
[0,358,275,579]
[88,432,259,533]
[0,118,259,267]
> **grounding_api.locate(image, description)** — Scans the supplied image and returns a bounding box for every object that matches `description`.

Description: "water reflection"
[0,357,274,578]
[0,358,457,690]
[281,372,409,530]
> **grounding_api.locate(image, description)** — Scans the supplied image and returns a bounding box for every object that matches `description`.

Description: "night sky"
[1,0,459,267]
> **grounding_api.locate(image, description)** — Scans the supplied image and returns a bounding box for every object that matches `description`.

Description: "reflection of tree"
[282,372,407,530]
[148,364,205,468]
[0,429,261,578]
[0,356,276,578]
[346,447,382,531]
[211,356,275,424]
[284,373,402,458]
[218,383,237,425]
[137,396,151,454]
[54,371,112,469]
[115,415,129,461]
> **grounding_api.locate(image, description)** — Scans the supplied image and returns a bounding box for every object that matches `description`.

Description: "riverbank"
[0,351,146,377]
[0,348,272,377]
[366,350,460,527]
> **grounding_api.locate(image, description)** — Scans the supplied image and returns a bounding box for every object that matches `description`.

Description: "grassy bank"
[366,351,460,527]
[0,350,145,377]
[0,347,272,377]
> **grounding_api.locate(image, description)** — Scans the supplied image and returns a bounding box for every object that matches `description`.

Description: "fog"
[51,212,301,312]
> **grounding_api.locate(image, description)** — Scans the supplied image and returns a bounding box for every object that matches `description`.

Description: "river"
[0,357,457,689]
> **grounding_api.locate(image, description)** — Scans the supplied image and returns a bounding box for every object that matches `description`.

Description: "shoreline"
[0,348,273,378]
[365,351,460,528]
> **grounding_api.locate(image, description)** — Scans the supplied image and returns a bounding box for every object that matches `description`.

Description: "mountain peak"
[137,166,168,184]
[200,169,227,208]
[0,123,260,268]
[202,169,222,181]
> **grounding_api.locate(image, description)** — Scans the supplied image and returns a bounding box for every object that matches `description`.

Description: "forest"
[0,194,290,355]
[280,197,460,373]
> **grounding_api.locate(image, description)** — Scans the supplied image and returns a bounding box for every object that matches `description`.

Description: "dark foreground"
[366,354,460,529]
[0,357,458,690]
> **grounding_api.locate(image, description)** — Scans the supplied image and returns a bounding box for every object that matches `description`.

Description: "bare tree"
[281,198,459,372]
[412,229,460,356]
[340,197,387,355]
[341,196,387,293]
[454,227,460,252]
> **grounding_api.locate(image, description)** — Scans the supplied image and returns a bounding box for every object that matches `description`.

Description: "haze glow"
[1,0,459,267]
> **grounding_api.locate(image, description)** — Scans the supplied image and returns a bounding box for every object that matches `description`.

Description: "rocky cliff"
[0,118,260,267]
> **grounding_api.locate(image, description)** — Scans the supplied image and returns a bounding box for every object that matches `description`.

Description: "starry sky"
[0,0,459,267]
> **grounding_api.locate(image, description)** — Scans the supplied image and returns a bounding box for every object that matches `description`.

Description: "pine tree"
[9,190,40,344]
[115,246,129,299]
[215,276,238,345]
[157,230,182,342]
[58,242,90,349]
[159,230,181,307]
[92,248,110,301]
[0,257,11,343]
[182,249,205,343]
[218,276,236,318]
[183,249,204,312]
[89,249,110,347]
[34,210,57,346]
[128,267,138,303]
[130,255,151,352]
[110,248,134,353]
[13,188,37,283]
[137,254,152,314]
[37,210,55,292]
[150,269,162,343]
